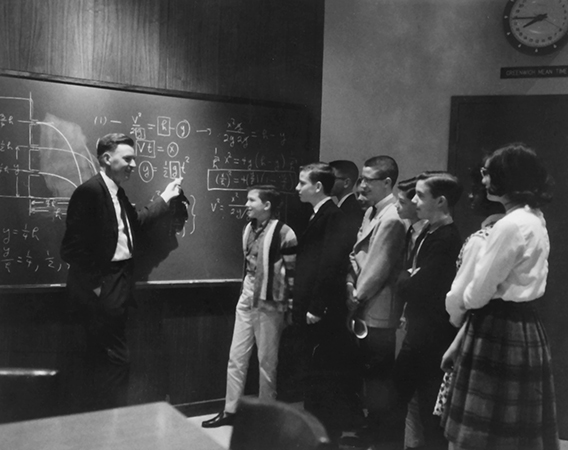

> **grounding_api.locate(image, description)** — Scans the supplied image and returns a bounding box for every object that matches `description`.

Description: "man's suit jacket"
[293,199,353,326]
[339,193,364,241]
[61,173,168,305]
[348,195,406,329]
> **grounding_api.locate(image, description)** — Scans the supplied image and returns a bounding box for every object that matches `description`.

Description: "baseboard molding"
[174,398,224,418]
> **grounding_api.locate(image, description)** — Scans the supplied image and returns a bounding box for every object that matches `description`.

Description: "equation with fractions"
[2,225,68,274]
[222,117,287,150]
[207,169,296,193]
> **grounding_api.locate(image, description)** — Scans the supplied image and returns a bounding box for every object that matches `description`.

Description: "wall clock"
[503,0,568,55]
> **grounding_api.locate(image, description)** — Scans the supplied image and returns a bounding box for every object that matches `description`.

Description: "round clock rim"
[503,0,568,56]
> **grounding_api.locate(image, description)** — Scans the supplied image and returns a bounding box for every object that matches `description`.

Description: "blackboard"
[0,71,311,289]
[448,94,568,437]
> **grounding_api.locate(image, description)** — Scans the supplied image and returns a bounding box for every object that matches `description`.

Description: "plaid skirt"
[442,299,559,450]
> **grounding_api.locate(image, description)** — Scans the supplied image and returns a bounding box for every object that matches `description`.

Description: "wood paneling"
[0,0,323,412]
[0,286,241,413]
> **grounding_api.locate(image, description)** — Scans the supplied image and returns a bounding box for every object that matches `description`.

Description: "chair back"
[230,397,331,450]
[0,368,59,423]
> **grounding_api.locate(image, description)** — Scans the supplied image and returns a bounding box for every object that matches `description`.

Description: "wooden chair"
[230,397,332,450]
[0,368,59,423]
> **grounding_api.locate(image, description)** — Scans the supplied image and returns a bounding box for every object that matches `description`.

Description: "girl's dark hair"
[248,185,281,218]
[468,164,504,217]
[485,143,553,208]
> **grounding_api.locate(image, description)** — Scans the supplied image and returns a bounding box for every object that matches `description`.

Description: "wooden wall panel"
[92,0,161,85]
[157,0,222,92]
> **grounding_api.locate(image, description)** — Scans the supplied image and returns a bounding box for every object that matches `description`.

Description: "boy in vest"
[202,185,297,428]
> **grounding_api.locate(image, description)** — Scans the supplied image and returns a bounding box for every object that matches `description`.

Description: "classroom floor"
[188,412,568,450]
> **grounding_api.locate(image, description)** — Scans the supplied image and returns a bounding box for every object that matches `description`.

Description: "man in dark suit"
[330,160,365,239]
[293,162,356,441]
[60,132,181,410]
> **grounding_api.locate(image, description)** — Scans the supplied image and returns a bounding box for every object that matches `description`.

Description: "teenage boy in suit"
[395,177,429,273]
[330,160,364,238]
[393,171,462,447]
[293,162,355,441]
[395,176,429,450]
[60,133,181,409]
[346,156,406,441]
[202,185,297,428]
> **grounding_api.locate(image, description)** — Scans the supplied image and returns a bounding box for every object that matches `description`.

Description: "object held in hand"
[350,317,368,339]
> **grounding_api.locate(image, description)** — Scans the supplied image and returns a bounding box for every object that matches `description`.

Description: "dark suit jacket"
[339,193,364,241]
[60,173,168,307]
[293,199,352,326]
[397,223,462,350]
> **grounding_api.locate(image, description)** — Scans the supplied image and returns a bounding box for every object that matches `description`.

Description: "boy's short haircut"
[300,162,335,195]
[417,171,463,207]
[397,176,418,200]
[363,155,399,185]
[329,160,359,184]
[248,185,281,212]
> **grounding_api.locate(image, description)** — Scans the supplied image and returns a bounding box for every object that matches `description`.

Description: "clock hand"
[523,13,548,28]
[511,15,542,20]
[545,18,562,30]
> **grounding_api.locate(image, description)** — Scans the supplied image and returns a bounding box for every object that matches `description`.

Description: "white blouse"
[463,206,549,311]
[445,214,503,327]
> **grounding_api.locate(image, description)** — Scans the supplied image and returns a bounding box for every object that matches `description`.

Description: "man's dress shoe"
[202,411,235,428]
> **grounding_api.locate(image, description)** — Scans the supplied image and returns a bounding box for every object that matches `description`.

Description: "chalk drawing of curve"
[37,113,98,198]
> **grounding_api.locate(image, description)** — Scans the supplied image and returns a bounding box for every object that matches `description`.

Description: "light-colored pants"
[225,277,285,414]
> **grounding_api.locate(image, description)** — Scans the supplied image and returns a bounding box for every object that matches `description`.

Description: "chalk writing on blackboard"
[0,74,308,286]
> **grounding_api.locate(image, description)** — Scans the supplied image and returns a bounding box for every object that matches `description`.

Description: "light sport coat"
[347,194,406,329]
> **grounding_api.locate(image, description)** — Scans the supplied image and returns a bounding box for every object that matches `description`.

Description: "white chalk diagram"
[0,94,98,217]
[0,93,99,277]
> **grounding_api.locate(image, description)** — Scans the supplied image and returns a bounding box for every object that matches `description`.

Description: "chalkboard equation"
[0,72,310,288]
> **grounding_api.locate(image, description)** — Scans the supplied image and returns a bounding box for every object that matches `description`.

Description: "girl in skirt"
[441,143,559,450]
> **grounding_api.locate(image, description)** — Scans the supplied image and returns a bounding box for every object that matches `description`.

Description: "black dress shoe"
[201,411,235,428]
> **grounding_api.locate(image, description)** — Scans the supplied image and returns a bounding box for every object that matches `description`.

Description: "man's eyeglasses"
[480,167,489,177]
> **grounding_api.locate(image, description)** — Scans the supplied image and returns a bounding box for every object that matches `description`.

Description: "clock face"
[503,0,568,55]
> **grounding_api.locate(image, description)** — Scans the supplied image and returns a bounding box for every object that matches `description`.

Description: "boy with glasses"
[346,156,406,443]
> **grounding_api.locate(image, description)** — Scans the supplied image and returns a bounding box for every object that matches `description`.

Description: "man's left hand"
[160,177,183,203]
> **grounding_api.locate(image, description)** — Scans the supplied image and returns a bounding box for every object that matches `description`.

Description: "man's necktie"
[410,223,430,274]
[117,187,133,254]
[369,206,377,220]
[405,225,415,266]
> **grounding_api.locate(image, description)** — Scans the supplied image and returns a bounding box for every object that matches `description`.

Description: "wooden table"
[0,401,225,450]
